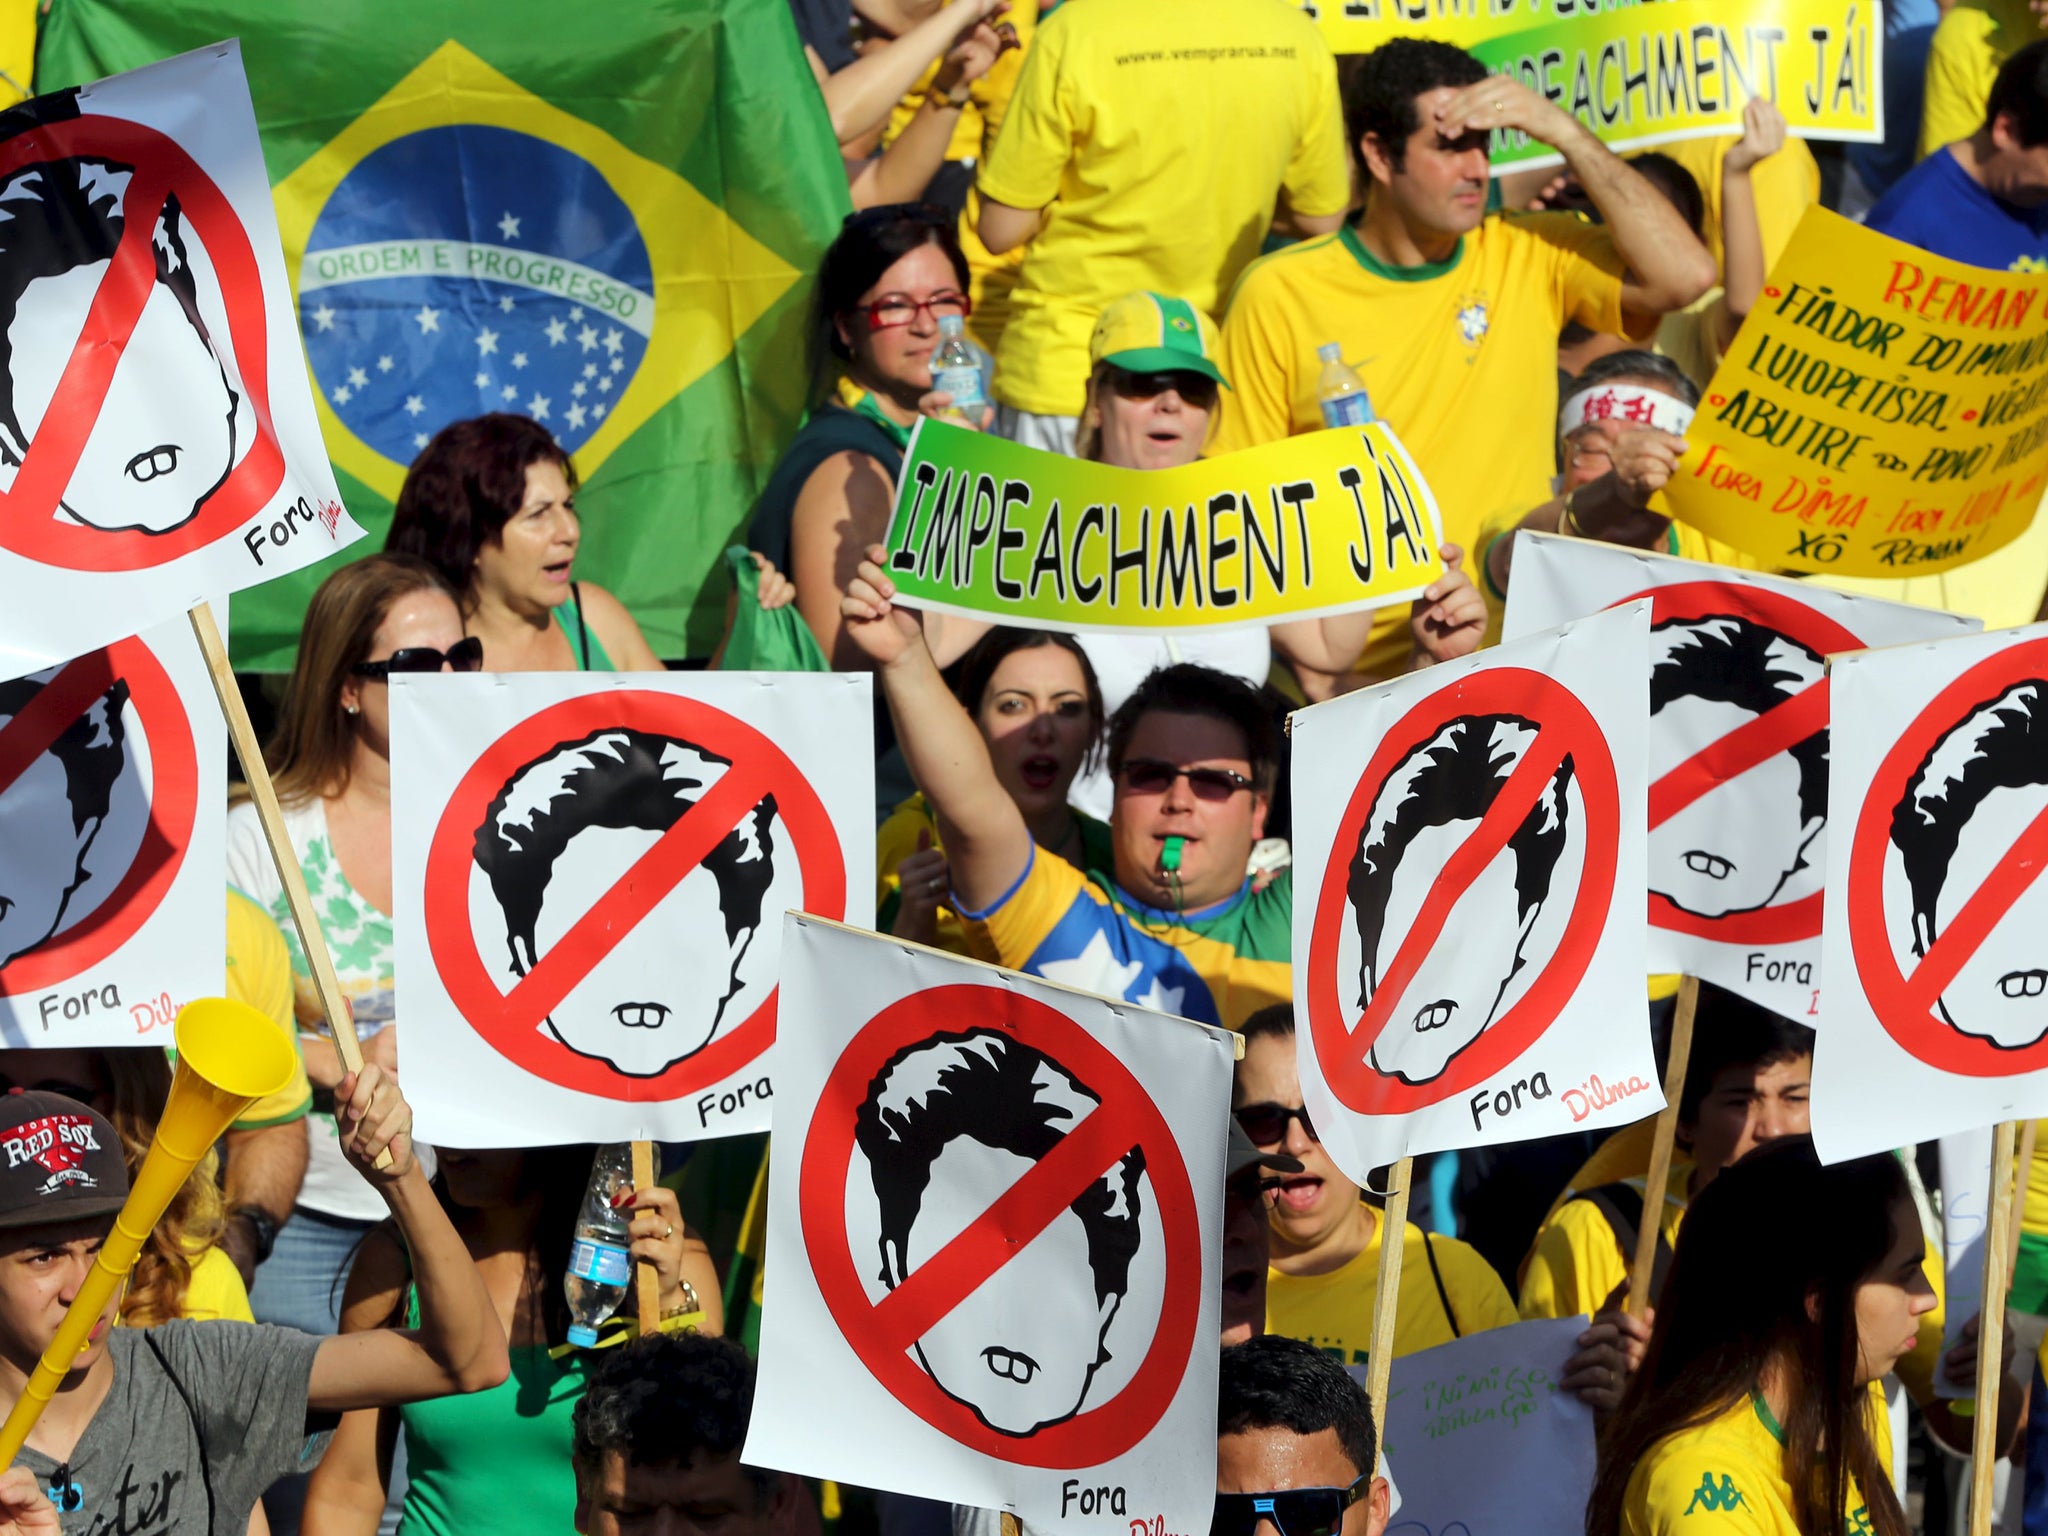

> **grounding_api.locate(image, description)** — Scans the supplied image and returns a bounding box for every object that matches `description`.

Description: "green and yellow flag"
[38,0,850,667]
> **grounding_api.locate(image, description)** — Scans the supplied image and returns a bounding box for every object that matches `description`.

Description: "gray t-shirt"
[16,1321,329,1536]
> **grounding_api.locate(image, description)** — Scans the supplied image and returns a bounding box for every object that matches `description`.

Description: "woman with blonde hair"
[224,551,479,1533]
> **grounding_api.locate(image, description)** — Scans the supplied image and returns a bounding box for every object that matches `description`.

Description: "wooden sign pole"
[632,1139,661,1333]
[188,601,388,1167]
[1969,1120,2019,1536]
[1626,975,1700,1317]
[1365,1155,1413,1473]
[2009,1122,2037,1282]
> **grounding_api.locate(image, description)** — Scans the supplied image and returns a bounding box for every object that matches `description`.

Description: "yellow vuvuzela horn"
[0,997,296,1467]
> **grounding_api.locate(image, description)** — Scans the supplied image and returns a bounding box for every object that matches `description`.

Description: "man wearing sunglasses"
[844,554,1289,1028]
[1216,1334,1390,1536]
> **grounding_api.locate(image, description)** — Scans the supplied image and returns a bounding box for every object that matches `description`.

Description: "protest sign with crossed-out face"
[0,44,360,682]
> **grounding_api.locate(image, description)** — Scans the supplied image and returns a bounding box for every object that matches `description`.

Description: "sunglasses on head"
[1116,757,1253,802]
[350,635,484,680]
[1104,364,1219,410]
[1212,1476,1371,1536]
[1234,1101,1318,1146]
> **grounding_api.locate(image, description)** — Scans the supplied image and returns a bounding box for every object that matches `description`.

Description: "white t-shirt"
[1068,630,1273,820]
[224,798,432,1222]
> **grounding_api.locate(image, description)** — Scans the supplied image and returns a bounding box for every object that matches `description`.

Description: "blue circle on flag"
[301,124,653,464]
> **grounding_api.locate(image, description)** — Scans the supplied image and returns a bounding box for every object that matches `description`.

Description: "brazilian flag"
[37,1,850,667]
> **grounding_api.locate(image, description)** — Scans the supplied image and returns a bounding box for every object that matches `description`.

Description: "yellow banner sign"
[1659,209,2048,577]
[881,421,1446,633]
[1306,0,1878,166]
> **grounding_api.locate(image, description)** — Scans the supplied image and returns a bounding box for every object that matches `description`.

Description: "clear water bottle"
[1317,342,1375,428]
[565,1143,654,1347]
[931,314,988,425]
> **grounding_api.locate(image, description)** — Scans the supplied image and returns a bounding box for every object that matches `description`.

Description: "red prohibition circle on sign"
[1306,667,1620,1114]
[0,115,286,572]
[423,690,846,1098]
[0,636,198,994]
[800,983,1201,1466]
[1616,580,1860,945]
[1848,636,2048,1077]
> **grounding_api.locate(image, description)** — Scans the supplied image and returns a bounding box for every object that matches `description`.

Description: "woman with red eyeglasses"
[225,553,473,1529]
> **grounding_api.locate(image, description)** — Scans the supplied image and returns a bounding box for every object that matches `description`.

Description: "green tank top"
[398,1290,592,1536]
[552,582,617,671]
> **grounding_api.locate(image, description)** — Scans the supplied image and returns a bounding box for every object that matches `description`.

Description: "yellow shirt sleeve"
[1919,7,2002,159]
[1509,211,1627,336]
[1280,36,1351,220]
[1212,254,1311,453]
[180,1244,257,1324]
[223,890,313,1129]
[977,13,1072,212]
[1520,1197,1627,1321]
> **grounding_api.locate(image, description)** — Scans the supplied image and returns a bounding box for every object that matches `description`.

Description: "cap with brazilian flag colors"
[35,0,850,669]
[1090,292,1230,389]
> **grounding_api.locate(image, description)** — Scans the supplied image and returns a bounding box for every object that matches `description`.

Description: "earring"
[344,702,360,716]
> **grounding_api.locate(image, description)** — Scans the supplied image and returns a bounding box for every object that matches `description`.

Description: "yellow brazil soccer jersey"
[976,0,1350,417]
[222,889,313,1130]
[1520,1162,1693,1322]
[1212,215,1627,678]
[1919,0,2039,160]
[956,844,1290,1029]
[1265,1212,1519,1363]
[1621,1391,1892,1536]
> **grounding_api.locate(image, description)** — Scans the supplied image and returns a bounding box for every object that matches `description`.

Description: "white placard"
[1935,1128,1992,1399]
[0,43,361,683]
[1290,602,1658,1176]
[0,612,224,1042]
[1504,533,1978,1017]
[1813,622,2048,1161]
[746,916,1232,1535]
[1379,1317,1596,1536]
[390,669,874,1144]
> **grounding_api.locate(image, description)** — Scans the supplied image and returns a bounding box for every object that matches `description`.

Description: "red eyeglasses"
[854,290,973,332]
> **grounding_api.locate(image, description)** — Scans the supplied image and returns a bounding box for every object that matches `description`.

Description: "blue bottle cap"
[567,1324,600,1348]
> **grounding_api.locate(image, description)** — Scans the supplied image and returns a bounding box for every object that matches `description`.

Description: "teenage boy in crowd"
[1215,1334,1390,1536]
[0,1067,505,1535]
[1232,1006,1515,1359]
[1213,38,1714,676]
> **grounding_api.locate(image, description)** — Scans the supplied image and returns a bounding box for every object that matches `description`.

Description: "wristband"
[1558,492,1584,538]
[926,84,970,110]
[231,1205,281,1266]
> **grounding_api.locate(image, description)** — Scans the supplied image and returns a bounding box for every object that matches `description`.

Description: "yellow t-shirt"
[1656,294,1726,392]
[884,0,1038,165]
[1265,1212,1519,1363]
[222,889,314,1130]
[1659,135,1820,282]
[1520,1162,1693,1322]
[180,1244,257,1324]
[1213,214,1627,678]
[1621,1391,1891,1536]
[1920,0,2041,159]
[976,0,1349,416]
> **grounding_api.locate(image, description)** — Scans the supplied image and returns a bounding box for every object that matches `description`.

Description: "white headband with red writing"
[1558,383,1695,438]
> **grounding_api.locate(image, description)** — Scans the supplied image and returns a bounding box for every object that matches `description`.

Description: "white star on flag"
[1037,932,1145,1003]
[498,211,521,240]
[475,372,491,389]
[568,307,584,322]
[346,366,368,389]
[414,305,441,334]
[528,394,551,420]
[603,329,624,355]
[596,374,612,394]
[404,395,426,417]
[311,303,336,332]
[377,355,394,373]
[498,295,516,314]
[476,327,500,356]
[414,432,429,449]
[592,402,607,420]
[332,383,353,405]
[545,317,568,346]
[501,384,517,401]
[512,352,528,370]
[577,326,599,352]
[566,402,588,430]
[1136,977,1186,1017]
[609,355,624,372]
[582,363,598,379]
[571,381,586,399]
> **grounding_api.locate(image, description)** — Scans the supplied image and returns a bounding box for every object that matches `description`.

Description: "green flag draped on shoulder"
[37,0,850,668]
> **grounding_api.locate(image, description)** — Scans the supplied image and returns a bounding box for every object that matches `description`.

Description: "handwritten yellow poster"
[1660,209,2048,577]
[1305,0,1878,167]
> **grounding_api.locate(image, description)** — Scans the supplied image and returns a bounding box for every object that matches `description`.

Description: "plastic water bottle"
[931,314,988,425]
[1317,342,1375,427]
[565,1143,653,1347]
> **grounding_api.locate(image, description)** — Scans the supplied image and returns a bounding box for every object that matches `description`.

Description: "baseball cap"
[1228,1119,1304,1183]
[0,1091,128,1230]
[1089,292,1230,389]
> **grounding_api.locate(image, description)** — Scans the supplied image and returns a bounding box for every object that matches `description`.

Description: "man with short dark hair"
[1214,1334,1389,1536]
[1213,38,1714,676]
[1870,40,2048,278]
[572,1332,797,1536]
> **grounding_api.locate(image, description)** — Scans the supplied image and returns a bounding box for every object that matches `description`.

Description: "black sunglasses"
[1212,1476,1371,1536]
[1105,364,1220,410]
[1117,757,1254,802]
[350,635,484,680]
[1234,1101,1319,1147]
